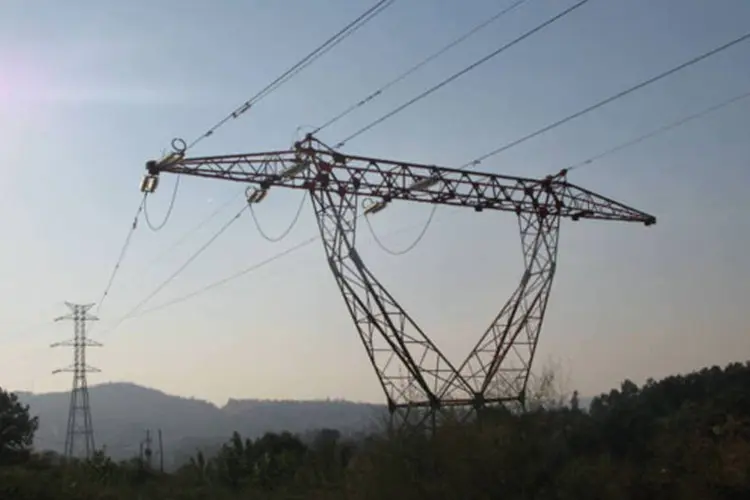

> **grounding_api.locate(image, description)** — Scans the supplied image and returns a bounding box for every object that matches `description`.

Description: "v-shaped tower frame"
[142,135,655,427]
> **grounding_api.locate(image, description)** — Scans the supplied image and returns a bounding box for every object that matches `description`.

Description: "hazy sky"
[1,0,749,406]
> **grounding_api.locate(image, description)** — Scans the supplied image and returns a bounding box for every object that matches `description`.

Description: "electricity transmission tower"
[52,302,101,458]
[141,135,656,427]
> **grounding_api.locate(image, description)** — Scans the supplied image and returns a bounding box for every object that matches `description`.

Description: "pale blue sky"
[1,0,749,405]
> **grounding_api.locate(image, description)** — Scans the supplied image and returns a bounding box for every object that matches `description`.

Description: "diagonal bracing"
[141,136,656,426]
[306,156,474,426]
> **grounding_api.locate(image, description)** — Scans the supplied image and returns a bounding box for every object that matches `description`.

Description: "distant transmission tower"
[51,302,101,459]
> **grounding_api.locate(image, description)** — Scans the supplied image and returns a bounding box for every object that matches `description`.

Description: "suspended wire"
[143,174,181,232]
[335,0,590,148]
[301,0,529,254]
[249,194,307,243]
[241,0,395,112]
[95,194,147,316]
[362,32,750,254]
[311,0,530,136]
[364,205,438,256]
[137,235,321,319]
[184,0,396,153]
[145,189,245,269]
[98,5,750,328]
[331,0,564,255]
[461,29,750,170]
[568,89,750,172]
[104,209,464,330]
[101,206,248,335]
[140,0,395,235]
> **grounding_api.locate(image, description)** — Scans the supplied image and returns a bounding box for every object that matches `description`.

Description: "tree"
[0,387,39,464]
[571,390,580,411]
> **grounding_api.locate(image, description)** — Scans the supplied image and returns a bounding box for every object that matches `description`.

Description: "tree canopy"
[1,361,749,499]
[0,387,38,465]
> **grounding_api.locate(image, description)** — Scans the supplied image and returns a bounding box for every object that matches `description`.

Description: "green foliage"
[1,361,749,499]
[0,386,39,465]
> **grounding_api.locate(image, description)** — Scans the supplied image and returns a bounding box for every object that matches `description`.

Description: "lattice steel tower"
[52,302,101,459]
[141,135,656,428]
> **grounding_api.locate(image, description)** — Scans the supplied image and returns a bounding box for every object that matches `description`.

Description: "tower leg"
[64,386,77,458]
[457,209,560,409]
[308,177,473,428]
[79,313,96,457]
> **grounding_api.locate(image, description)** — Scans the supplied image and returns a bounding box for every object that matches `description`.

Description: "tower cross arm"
[552,180,656,225]
[51,339,103,348]
[52,365,101,374]
[142,137,656,225]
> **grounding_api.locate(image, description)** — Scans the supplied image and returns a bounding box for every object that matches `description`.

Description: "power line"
[140,0,395,234]
[131,0,543,273]
[375,34,750,258]
[104,209,464,330]
[333,0,582,254]
[99,5,749,332]
[133,191,305,325]
[462,30,750,170]
[238,0,395,115]
[335,0,591,148]
[133,192,305,325]
[184,0,396,153]
[145,189,245,269]
[383,30,750,258]
[249,194,307,243]
[365,40,750,256]
[102,206,248,335]
[138,235,320,319]
[95,194,146,316]
[364,205,438,256]
[143,175,180,232]
[311,0,530,136]
[568,88,750,172]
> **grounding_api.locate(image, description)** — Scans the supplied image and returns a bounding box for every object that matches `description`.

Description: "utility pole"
[158,428,164,473]
[52,302,101,459]
[138,429,159,469]
[144,429,153,469]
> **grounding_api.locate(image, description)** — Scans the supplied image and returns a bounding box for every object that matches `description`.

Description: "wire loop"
[171,138,187,155]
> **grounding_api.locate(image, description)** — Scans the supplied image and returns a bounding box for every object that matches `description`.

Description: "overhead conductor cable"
[364,27,750,253]
[348,0,587,254]
[142,0,397,232]
[462,29,750,169]
[335,0,591,148]
[186,0,397,152]
[101,206,248,335]
[95,194,146,316]
[567,89,750,172]
[116,6,749,324]
[311,0,531,135]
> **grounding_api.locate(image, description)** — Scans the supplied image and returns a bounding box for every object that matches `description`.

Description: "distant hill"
[16,382,385,470]
[15,382,591,469]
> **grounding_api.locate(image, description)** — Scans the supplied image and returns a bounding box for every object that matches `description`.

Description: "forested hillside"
[16,382,384,468]
[2,361,749,499]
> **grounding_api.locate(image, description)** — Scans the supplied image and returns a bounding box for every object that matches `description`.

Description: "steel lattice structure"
[52,302,101,458]
[142,135,655,426]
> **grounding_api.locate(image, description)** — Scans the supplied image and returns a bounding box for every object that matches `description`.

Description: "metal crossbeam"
[141,135,656,426]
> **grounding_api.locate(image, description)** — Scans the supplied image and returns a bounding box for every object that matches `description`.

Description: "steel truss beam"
[456,210,560,411]
[142,135,656,427]
[308,175,474,428]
